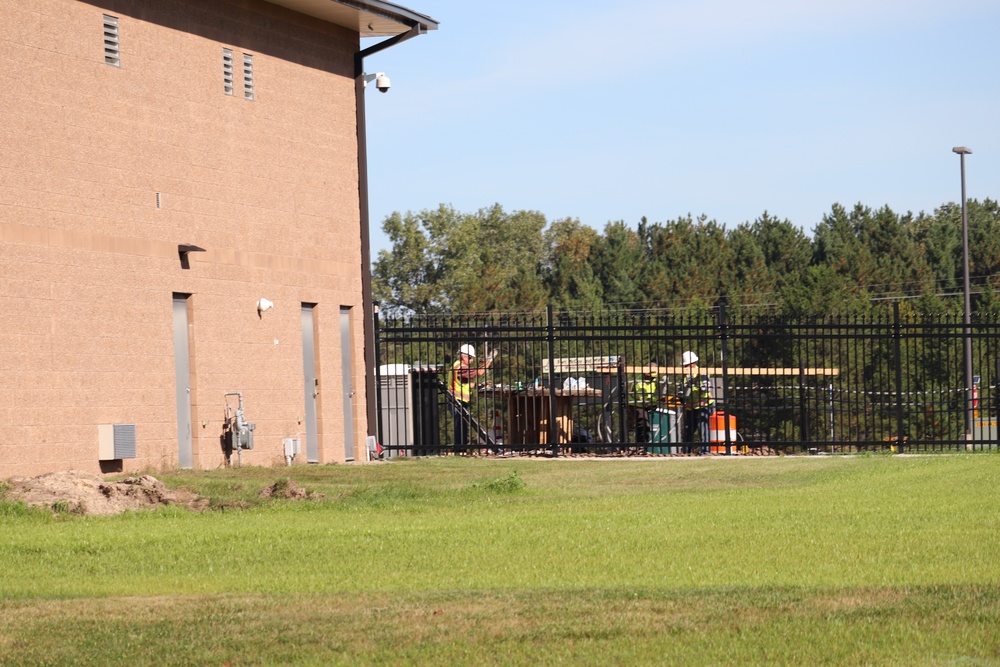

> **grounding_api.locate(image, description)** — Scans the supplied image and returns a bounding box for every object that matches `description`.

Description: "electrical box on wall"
[283,438,301,458]
[98,424,137,460]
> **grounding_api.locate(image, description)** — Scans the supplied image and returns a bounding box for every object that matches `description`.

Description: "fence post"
[617,358,627,448]
[547,304,558,456]
[893,302,905,453]
[995,355,1000,441]
[717,296,733,455]
[373,305,383,450]
[799,361,809,446]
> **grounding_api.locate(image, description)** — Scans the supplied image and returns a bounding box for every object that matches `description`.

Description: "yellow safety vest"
[683,375,715,410]
[629,379,658,407]
[450,359,472,403]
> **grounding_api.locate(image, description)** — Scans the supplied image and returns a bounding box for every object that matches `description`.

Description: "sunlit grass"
[1,455,999,665]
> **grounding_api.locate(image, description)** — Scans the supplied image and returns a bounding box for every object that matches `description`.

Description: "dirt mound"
[2,470,208,516]
[258,478,323,500]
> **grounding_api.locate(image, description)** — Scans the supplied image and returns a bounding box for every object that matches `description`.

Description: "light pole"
[952,146,973,440]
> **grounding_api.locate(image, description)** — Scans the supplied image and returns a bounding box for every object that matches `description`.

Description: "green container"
[647,409,678,454]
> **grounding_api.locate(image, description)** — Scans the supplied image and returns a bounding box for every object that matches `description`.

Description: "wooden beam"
[542,357,840,377]
[625,366,840,377]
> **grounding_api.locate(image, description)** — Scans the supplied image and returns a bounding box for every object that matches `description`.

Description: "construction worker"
[680,351,715,454]
[629,363,660,443]
[449,343,494,452]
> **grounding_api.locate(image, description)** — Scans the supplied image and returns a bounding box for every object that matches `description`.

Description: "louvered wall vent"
[98,424,137,460]
[103,15,120,67]
[223,48,234,95]
[243,53,254,100]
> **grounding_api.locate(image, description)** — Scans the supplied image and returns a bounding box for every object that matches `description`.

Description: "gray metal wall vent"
[243,53,254,100]
[98,424,137,460]
[223,48,234,95]
[103,15,120,67]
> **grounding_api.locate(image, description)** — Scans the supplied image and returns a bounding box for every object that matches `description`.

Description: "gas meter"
[224,392,255,464]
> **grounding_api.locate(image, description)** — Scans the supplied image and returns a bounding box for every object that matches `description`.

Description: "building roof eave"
[263,0,438,37]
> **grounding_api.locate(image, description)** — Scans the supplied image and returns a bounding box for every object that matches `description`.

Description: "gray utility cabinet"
[378,365,442,456]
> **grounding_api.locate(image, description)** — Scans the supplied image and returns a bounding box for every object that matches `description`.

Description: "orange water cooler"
[708,412,737,453]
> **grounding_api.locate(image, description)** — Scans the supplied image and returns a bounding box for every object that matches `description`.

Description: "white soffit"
[263,0,438,36]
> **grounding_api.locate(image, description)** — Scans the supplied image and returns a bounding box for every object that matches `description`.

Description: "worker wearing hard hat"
[449,343,495,451]
[628,363,660,442]
[681,351,715,453]
[630,364,660,406]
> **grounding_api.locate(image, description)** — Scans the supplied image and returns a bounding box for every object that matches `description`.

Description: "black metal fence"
[374,302,1000,456]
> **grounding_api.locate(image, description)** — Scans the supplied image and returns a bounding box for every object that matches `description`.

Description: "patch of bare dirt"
[2,470,208,516]
[258,478,324,500]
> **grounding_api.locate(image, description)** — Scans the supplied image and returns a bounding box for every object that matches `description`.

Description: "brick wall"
[0,0,368,476]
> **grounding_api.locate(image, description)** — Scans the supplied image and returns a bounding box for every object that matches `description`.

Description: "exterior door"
[301,304,319,463]
[340,307,355,461]
[172,294,193,469]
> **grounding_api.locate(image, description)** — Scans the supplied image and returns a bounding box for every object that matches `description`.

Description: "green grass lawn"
[2,454,999,665]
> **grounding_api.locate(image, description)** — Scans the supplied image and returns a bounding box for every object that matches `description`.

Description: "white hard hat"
[681,351,698,366]
[460,344,476,358]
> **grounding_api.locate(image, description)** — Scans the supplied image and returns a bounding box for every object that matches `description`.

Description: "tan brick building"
[0,0,436,477]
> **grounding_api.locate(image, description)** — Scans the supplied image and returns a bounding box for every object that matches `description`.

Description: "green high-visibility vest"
[630,379,658,407]
[683,375,715,409]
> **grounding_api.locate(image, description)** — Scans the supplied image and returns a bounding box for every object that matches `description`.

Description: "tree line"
[372,199,1000,317]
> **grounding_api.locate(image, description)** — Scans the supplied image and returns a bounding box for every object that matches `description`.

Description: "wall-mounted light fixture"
[257,298,274,318]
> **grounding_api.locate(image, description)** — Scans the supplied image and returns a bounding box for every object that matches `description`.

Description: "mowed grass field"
[1,454,999,666]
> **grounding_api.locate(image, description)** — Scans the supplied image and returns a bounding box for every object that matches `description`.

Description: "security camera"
[363,72,391,93]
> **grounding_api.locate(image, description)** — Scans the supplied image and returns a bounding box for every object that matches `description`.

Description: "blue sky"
[361,0,999,257]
